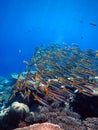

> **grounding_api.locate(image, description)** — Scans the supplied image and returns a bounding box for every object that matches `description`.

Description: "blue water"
[0,0,98,77]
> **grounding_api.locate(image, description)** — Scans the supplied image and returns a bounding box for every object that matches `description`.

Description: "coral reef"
[0,44,98,130]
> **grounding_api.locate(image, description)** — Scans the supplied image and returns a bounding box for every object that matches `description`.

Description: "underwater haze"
[0,0,98,76]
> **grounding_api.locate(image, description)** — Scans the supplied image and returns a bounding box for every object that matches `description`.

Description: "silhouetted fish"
[89,22,97,26]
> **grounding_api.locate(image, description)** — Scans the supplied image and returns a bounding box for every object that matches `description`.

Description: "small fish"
[82,91,93,97]
[89,22,97,26]
[33,93,49,106]
[23,60,29,65]
[96,53,98,57]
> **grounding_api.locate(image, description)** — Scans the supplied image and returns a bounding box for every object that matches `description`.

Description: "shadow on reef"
[71,94,98,119]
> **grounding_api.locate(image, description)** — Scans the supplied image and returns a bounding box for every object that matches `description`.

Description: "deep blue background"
[0,0,98,76]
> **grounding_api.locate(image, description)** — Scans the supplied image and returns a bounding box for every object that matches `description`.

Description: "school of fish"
[9,43,98,106]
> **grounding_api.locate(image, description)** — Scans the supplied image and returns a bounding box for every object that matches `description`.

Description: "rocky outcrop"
[14,117,98,130]
[83,118,98,130]
[0,102,32,130]
[9,102,30,119]
[1,101,98,130]
[14,122,63,130]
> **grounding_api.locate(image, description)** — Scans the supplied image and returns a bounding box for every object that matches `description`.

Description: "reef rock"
[83,117,98,130]
[14,122,64,130]
[9,102,30,119]
[0,102,31,130]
